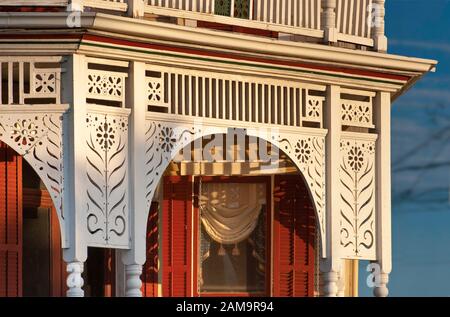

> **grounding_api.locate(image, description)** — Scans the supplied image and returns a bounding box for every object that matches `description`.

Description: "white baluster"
[68,0,84,11]
[128,0,145,18]
[372,0,387,52]
[125,264,143,297]
[322,271,339,297]
[321,0,338,42]
[373,273,389,297]
[66,262,84,297]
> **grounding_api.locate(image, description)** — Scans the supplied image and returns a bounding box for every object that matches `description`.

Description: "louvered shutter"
[142,202,159,297]
[273,175,315,297]
[0,142,22,297]
[162,176,192,297]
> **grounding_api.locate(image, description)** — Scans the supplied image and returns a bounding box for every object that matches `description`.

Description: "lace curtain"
[199,182,266,245]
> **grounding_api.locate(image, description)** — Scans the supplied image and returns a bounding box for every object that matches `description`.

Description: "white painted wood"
[144,1,324,37]
[86,69,128,106]
[62,54,89,264]
[320,84,341,297]
[82,0,128,12]
[336,0,373,40]
[66,262,84,297]
[141,110,326,255]
[128,0,145,17]
[321,0,337,42]
[0,0,383,47]
[341,98,374,128]
[125,264,143,297]
[122,61,148,269]
[372,0,387,52]
[374,91,391,297]
[84,104,131,248]
[0,105,68,247]
[339,132,377,260]
[0,56,62,105]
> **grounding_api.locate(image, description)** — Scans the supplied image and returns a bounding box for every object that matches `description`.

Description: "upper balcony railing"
[0,0,387,51]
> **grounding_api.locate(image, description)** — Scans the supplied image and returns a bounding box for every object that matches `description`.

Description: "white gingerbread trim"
[141,113,327,256]
[84,104,131,249]
[0,104,68,246]
[339,133,378,259]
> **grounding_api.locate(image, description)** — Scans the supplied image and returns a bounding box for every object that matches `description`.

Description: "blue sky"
[358,0,450,296]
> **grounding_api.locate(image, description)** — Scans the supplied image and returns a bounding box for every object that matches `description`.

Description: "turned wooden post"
[372,0,388,52]
[321,0,338,43]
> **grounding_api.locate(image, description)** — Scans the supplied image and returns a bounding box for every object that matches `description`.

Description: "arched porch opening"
[141,133,319,297]
[0,141,114,297]
[0,141,65,296]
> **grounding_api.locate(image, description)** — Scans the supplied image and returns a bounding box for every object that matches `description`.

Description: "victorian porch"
[0,0,437,297]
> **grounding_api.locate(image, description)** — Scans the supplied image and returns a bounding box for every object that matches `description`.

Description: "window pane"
[214,0,250,19]
[234,0,250,19]
[215,0,231,17]
[23,207,50,296]
[199,206,266,294]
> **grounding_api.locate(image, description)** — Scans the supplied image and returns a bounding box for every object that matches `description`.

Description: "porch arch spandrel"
[0,104,68,247]
[140,114,327,257]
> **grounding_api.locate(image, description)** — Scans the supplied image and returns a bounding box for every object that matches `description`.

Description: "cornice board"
[78,43,403,93]
[0,30,421,77]
[0,12,437,97]
[80,34,410,84]
[0,32,409,90]
[0,12,436,71]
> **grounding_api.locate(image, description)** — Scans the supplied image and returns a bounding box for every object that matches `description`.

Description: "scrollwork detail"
[85,112,129,247]
[339,138,376,259]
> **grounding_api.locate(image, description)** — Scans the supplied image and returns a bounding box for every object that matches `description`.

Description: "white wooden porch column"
[320,85,341,297]
[121,61,147,297]
[373,91,392,297]
[62,54,89,297]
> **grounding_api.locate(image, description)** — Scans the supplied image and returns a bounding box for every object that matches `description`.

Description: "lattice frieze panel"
[146,75,168,108]
[85,106,130,248]
[86,69,127,106]
[304,94,324,125]
[0,57,62,105]
[339,134,377,259]
[145,65,325,128]
[341,91,375,128]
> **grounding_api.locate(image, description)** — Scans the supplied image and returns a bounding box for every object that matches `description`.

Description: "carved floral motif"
[340,138,376,259]
[85,111,130,247]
